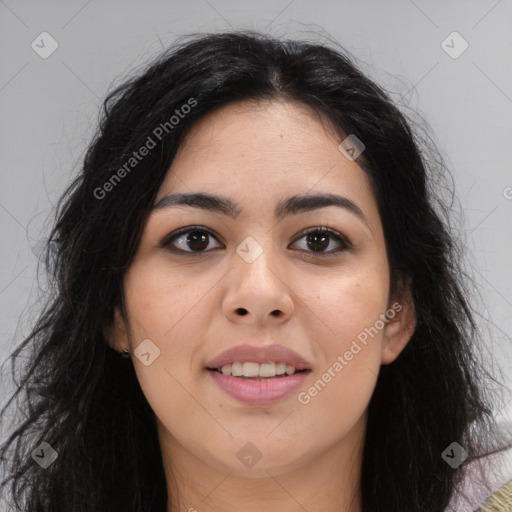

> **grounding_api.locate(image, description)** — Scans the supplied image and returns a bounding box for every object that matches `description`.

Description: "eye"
[160,226,222,254]
[290,227,350,257]
[160,225,350,256]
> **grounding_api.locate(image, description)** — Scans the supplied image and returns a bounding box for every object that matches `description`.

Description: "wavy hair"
[0,30,506,512]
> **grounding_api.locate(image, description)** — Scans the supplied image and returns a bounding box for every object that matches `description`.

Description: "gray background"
[0,0,511,503]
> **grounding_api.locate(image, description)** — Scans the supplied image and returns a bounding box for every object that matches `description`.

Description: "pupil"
[307,233,328,251]
[188,231,209,251]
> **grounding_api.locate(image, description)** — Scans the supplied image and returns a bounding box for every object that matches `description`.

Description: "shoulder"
[474,479,512,511]
[448,437,512,511]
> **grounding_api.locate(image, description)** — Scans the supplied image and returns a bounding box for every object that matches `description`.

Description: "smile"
[207,367,311,405]
[215,361,303,378]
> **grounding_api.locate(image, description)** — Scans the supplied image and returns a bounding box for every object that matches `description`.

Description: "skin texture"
[109,99,417,512]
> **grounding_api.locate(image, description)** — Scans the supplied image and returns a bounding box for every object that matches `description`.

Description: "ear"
[105,307,130,353]
[381,278,416,365]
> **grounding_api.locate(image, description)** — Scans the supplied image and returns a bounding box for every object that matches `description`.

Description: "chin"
[206,440,313,478]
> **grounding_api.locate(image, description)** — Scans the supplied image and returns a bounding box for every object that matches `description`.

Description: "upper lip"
[206,343,312,371]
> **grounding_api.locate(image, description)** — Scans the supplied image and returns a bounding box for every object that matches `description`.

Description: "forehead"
[156,99,380,230]
[174,98,340,166]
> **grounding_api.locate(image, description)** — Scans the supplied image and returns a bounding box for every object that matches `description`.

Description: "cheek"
[295,294,383,441]
[123,259,218,347]
[296,257,390,348]
[122,262,213,417]
[290,264,387,424]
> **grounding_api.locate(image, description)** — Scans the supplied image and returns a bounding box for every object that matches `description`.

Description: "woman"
[0,30,509,512]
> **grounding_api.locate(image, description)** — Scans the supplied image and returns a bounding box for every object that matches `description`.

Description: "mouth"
[206,363,312,405]
[207,361,310,379]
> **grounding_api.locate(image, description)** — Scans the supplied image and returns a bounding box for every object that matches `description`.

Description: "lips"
[208,370,310,405]
[205,343,313,371]
[205,343,313,405]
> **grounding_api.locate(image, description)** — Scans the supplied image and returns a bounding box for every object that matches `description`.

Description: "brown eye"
[160,225,350,257]
[306,232,330,251]
[160,227,222,254]
[290,227,350,256]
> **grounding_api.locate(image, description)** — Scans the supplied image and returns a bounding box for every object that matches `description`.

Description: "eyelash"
[159,225,351,258]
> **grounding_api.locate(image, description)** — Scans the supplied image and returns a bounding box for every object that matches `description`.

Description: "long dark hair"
[0,30,506,512]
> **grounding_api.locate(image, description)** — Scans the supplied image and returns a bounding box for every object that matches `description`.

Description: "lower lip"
[208,370,310,405]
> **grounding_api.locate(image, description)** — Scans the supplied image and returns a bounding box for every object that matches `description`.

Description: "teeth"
[242,362,260,377]
[285,365,296,375]
[231,362,243,376]
[218,362,300,377]
[259,363,276,377]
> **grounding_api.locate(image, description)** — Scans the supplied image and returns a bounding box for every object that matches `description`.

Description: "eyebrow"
[152,192,372,233]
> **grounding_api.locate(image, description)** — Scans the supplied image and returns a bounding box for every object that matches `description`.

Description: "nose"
[222,240,295,325]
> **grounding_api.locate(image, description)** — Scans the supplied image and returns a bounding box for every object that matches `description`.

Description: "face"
[110,99,415,480]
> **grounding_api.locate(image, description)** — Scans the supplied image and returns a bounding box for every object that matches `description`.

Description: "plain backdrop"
[0,0,511,507]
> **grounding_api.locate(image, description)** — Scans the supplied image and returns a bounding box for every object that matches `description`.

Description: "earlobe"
[381,285,417,365]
